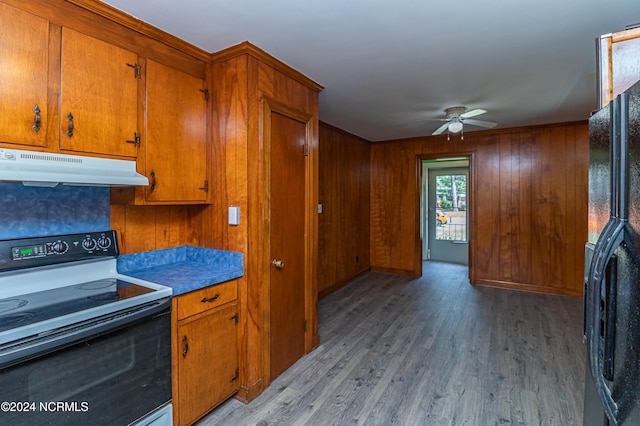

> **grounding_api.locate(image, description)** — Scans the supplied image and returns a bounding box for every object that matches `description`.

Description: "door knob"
[271,258,284,269]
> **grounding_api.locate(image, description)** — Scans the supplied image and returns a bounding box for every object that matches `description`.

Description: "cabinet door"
[0,3,49,147]
[145,60,208,203]
[60,28,138,157]
[177,302,238,426]
[598,27,640,107]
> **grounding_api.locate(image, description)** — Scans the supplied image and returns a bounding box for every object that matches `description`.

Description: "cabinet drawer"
[176,280,237,320]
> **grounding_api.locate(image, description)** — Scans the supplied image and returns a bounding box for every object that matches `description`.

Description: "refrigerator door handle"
[603,253,617,382]
[587,217,617,336]
[587,219,625,425]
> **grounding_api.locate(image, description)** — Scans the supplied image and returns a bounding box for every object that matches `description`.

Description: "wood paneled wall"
[370,122,589,296]
[318,123,371,298]
[110,202,204,254]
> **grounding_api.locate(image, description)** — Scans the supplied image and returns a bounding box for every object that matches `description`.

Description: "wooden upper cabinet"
[0,3,50,147]
[59,27,139,158]
[598,26,640,107]
[144,60,208,204]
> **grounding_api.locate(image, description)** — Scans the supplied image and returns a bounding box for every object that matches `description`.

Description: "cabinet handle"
[201,294,220,303]
[66,113,74,137]
[32,105,41,133]
[182,335,189,357]
[149,171,156,191]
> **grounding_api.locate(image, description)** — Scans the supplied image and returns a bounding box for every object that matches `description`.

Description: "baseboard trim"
[235,378,264,404]
[474,279,582,297]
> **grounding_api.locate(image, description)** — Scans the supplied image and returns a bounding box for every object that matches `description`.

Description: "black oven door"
[0,303,171,426]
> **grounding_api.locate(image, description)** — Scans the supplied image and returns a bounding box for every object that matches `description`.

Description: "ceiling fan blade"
[432,123,449,135]
[464,118,497,128]
[461,109,487,119]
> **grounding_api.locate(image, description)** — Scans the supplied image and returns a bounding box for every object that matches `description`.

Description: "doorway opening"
[421,158,470,265]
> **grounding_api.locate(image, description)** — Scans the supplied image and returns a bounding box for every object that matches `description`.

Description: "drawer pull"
[182,335,189,357]
[201,294,220,303]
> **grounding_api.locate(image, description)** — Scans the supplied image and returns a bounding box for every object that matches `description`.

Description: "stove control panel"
[0,231,118,272]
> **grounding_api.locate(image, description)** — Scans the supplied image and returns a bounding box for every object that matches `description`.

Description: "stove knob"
[52,241,68,254]
[82,238,97,251]
[97,236,112,249]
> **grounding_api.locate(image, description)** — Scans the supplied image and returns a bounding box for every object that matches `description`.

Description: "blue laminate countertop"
[117,246,244,296]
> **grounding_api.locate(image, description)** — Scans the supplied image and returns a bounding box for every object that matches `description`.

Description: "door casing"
[416,153,475,280]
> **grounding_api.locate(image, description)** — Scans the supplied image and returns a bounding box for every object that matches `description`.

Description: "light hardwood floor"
[201,262,586,425]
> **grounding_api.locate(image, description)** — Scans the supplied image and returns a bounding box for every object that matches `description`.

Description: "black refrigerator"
[584,79,640,426]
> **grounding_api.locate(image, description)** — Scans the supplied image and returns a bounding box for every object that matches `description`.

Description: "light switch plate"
[228,206,240,225]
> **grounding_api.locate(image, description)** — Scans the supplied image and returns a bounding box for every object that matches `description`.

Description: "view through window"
[435,174,467,242]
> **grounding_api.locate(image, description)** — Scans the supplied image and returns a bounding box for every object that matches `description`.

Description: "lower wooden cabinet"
[172,280,239,426]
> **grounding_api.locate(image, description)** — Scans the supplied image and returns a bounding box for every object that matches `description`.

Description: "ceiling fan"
[432,106,497,139]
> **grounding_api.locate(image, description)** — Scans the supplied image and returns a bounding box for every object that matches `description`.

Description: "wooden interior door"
[269,110,307,380]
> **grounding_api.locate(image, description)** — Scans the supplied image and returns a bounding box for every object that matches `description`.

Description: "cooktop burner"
[0,312,36,329]
[0,299,28,314]
[0,279,153,333]
[0,231,172,348]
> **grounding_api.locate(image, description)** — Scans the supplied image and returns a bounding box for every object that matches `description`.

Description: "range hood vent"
[0,149,149,187]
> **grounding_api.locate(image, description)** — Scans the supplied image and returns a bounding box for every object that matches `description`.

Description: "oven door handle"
[0,297,171,369]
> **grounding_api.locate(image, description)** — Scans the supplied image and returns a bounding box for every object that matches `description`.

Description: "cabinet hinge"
[199,88,210,102]
[304,320,308,332]
[230,368,239,382]
[125,132,141,147]
[199,180,209,193]
[126,63,142,79]
[230,312,239,325]
[303,142,309,156]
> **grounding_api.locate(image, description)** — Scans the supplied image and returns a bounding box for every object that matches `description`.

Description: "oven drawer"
[176,279,237,320]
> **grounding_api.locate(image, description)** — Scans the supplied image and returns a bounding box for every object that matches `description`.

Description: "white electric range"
[0,230,173,426]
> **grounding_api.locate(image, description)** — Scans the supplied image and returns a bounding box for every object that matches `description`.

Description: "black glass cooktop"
[0,279,153,333]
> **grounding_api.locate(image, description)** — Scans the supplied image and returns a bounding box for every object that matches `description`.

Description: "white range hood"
[0,148,149,187]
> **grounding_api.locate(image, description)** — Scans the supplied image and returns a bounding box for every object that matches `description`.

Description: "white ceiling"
[100,0,640,141]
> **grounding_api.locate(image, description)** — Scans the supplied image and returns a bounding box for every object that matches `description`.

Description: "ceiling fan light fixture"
[448,120,463,133]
